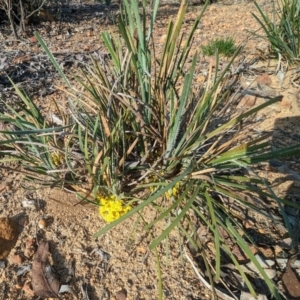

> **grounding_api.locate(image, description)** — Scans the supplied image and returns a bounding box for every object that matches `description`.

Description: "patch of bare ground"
[1,0,300,299]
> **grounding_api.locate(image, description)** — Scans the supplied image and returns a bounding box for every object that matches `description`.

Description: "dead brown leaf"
[31,241,60,298]
[282,257,300,299]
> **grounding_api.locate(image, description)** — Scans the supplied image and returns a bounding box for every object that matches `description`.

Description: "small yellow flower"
[165,182,181,199]
[148,177,181,199]
[51,151,64,166]
[98,195,132,223]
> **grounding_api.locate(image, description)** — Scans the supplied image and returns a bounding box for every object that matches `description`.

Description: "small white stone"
[245,254,275,275]
[276,258,300,269]
[22,199,37,209]
[263,268,276,279]
[250,254,275,268]
[240,291,268,300]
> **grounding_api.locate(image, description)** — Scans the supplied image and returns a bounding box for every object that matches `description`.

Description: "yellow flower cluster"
[149,180,181,199]
[98,195,132,223]
[51,151,64,166]
[165,182,181,199]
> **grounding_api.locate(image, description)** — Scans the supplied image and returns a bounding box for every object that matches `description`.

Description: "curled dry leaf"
[22,282,35,296]
[31,241,60,298]
[282,257,300,299]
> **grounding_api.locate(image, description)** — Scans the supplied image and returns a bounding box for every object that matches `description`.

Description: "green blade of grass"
[35,32,71,88]
[149,183,201,250]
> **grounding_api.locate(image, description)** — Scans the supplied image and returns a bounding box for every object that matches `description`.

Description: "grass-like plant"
[201,37,236,56]
[252,0,300,63]
[1,0,300,299]
[0,86,79,187]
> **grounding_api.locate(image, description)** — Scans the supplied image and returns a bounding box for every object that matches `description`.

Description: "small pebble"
[22,199,37,209]
[38,218,47,229]
[9,254,24,265]
[263,268,276,279]
[277,259,300,270]
[245,254,275,276]
[136,246,147,254]
[116,290,127,300]
[255,254,275,268]
[240,291,268,300]
[278,237,292,249]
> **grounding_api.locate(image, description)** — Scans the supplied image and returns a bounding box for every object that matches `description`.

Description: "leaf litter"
[31,241,61,298]
[31,240,77,299]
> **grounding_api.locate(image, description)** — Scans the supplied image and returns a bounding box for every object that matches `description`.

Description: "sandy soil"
[1,0,300,299]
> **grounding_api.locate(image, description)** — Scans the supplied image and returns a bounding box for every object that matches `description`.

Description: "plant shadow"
[271,115,300,237]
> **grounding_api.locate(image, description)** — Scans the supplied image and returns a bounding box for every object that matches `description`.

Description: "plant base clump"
[201,37,236,56]
[252,0,300,63]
